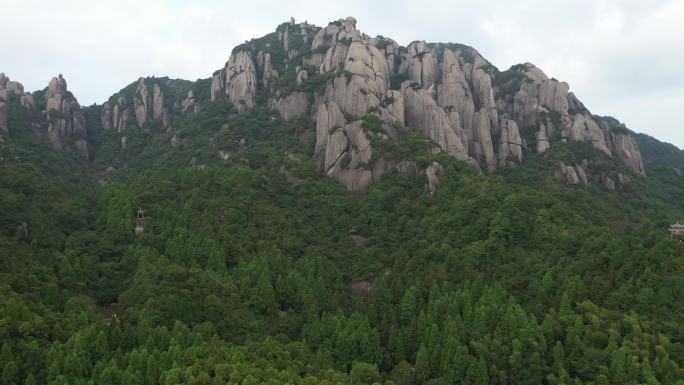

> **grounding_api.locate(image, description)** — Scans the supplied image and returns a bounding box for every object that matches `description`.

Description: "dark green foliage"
[375,39,390,51]
[390,73,409,90]
[2,66,684,385]
[493,64,531,98]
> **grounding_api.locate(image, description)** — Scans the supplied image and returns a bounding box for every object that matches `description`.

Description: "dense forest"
[1,92,684,385]
[2,15,684,385]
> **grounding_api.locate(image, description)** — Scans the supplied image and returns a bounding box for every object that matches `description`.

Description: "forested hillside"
[2,17,684,385]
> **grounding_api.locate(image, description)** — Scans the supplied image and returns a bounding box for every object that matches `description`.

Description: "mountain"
[1,17,684,385]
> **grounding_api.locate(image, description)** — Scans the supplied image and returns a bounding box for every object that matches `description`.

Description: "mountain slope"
[1,17,684,385]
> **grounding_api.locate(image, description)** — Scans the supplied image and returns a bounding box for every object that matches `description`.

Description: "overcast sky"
[1,0,682,147]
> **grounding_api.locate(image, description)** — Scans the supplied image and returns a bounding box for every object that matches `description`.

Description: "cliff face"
[0,72,88,158]
[203,17,646,191]
[4,17,647,189]
[101,77,199,133]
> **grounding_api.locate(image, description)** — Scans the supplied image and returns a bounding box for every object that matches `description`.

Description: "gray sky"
[1,0,682,148]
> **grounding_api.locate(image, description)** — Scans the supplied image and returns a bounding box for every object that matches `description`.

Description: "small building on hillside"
[669,222,684,239]
[135,209,145,236]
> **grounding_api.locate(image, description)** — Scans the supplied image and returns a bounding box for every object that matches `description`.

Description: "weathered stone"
[407,41,438,88]
[325,74,380,117]
[563,114,611,155]
[617,172,631,186]
[134,78,150,128]
[324,129,349,171]
[437,48,476,138]
[256,50,279,89]
[382,90,404,125]
[402,81,468,160]
[344,40,389,94]
[601,174,616,191]
[575,164,588,186]
[556,161,580,185]
[181,90,199,114]
[426,162,443,197]
[46,75,67,113]
[112,96,130,133]
[539,79,569,114]
[152,84,166,123]
[395,160,418,176]
[471,109,496,172]
[498,118,523,165]
[20,93,34,110]
[472,68,498,127]
[269,92,310,121]
[218,150,230,160]
[315,101,346,157]
[210,70,224,101]
[537,126,550,154]
[296,69,308,85]
[609,130,645,176]
[224,50,258,113]
[349,234,367,248]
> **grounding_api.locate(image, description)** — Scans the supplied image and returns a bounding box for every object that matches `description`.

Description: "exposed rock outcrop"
[211,50,257,113]
[181,90,199,114]
[102,78,187,132]
[563,114,611,155]
[315,101,347,158]
[555,162,581,185]
[609,131,645,176]
[498,119,523,166]
[44,75,89,158]
[269,92,310,121]
[426,162,443,197]
[596,116,646,176]
[407,41,439,89]
[402,81,468,160]
[325,73,381,118]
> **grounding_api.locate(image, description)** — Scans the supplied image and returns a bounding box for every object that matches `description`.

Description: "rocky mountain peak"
[200,17,649,192]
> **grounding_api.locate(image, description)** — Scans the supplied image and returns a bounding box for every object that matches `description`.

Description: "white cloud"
[0,0,681,147]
